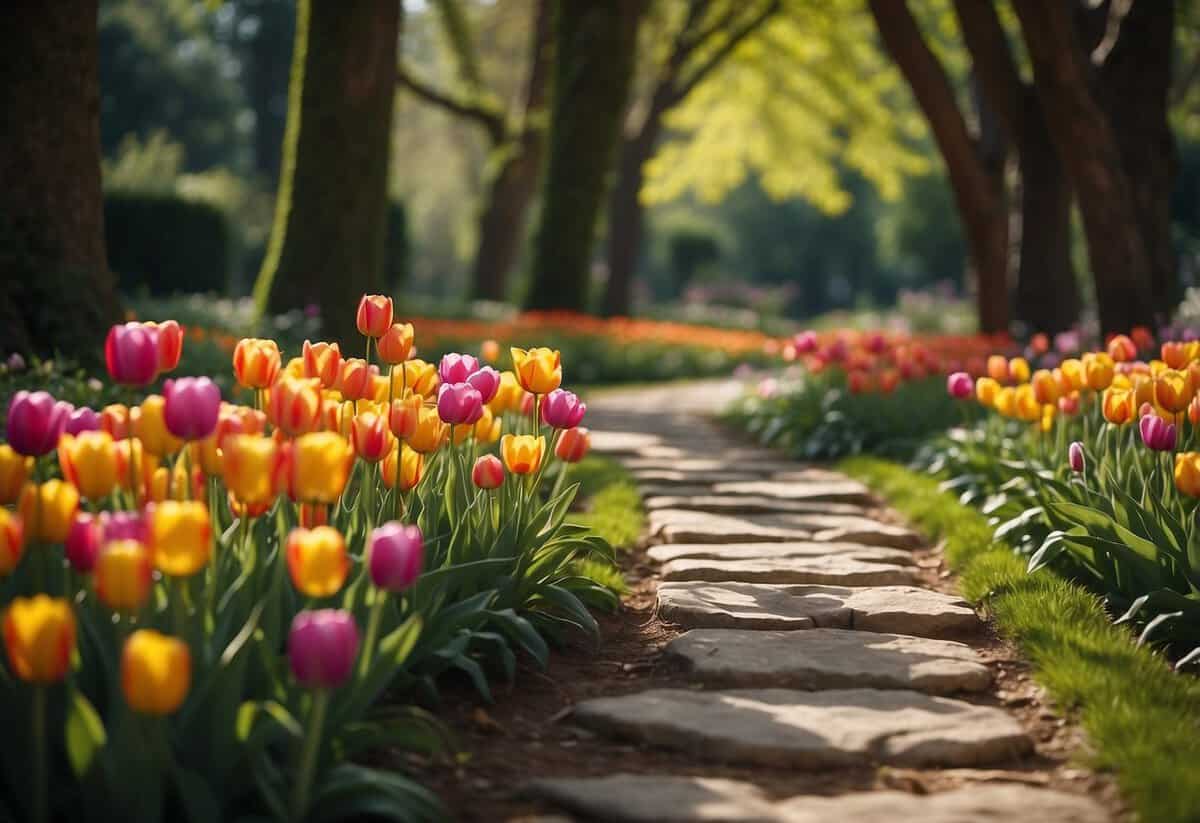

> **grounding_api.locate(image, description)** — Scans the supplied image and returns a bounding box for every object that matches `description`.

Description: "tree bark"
[469,0,552,302]
[869,0,1009,334]
[526,0,645,312]
[1011,0,1156,335]
[253,0,400,344]
[602,114,662,317]
[0,0,120,361]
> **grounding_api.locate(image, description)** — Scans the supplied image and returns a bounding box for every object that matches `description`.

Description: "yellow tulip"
[0,509,22,576]
[147,464,192,503]
[1175,452,1200,497]
[121,630,191,715]
[974,377,1000,407]
[993,387,1017,418]
[1059,358,1085,391]
[0,445,32,505]
[1030,370,1060,406]
[1008,357,1031,385]
[95,540,154,612]
[406,406,448,454]
[1014,384,1041,423]
[148,501,212,577]
[453,406,501,445]
[222,434,283,508]
[489,371,525,414]
[286,432,354,504]
[1083,352,1115,391]
[500,434,546,475]
[286,526,348,598]
[382,444,424,492]
[1102,387,1136,425]
[18,480,79,543]
[391,358,439,399]
[133,395,183,456]
[510,347,562,394]
[1154,369,1194,414]
[3,596,74,683]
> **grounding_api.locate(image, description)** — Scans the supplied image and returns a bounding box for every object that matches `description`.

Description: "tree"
[252,0,401,344]
[602,0,781,317]
[525,0,646,311]
[0,0,121,359]
[398,0,552,303]
[235,0,297,182]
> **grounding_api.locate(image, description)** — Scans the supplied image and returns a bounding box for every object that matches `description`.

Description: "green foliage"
[841,457,1200,823]
[570,456,645,552]
[105,192,231,296]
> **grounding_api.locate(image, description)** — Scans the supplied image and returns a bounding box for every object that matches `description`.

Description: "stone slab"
[752,515,923,550]
[656,582,981,638]
[624,457,805,475]
[643,495,867,517]
[660,556,918,587]
[712,480,873,505]
[589,431,663,455]
[634,469,763,485]
[572,688,1032,769]
[773,785,1108,822]
[666,628,991,694]
[525,774,779,822]
[647,542,915,566]
[649,510,810,544]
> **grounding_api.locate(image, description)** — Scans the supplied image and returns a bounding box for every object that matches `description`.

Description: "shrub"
[104,192,230,296]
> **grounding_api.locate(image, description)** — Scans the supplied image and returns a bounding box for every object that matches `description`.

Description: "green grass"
[840,456,1200,823]
[569,456,645,552]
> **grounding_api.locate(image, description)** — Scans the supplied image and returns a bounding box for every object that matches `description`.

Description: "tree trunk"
[602,118,661,317]
[1011,0,1155,335]
[0,0,120,361]
[525,0,645,312]
[469,0,551,302]
[868,0,1009,334]
[252,0,400,344]
[1099,0,1176,317]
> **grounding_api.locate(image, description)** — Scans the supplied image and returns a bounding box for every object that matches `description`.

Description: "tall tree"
[398,0,552,302]
[525,0,646,311]
[0,0,120,359]
[868,0,1010,334]
[252,0,401,344]
[602,0,781,317]
[953,0,1080,334]
[1010,0,1169,334]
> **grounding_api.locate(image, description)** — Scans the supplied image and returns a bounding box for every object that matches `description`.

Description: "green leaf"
[64,687,106,778]
[174,767,222,823]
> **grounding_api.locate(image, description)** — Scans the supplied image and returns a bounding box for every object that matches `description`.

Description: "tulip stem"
[290,689,330,823]
[359,589,386,678]
[32,685,47,823]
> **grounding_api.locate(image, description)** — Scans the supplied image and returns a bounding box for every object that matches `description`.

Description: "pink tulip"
[66,513,102,573]
[288,609,359,689]
[1139,415,1176,452]
[472,454,504,489]
[6,391,72,456]
[367,523,423,592]
[793,331,818,354]
[64,406,101,435]
[438,353,479,385]
[101,511,148,544]
[437,382,483,425]
[540,388,586,429]
[466,366,501,404]
[163,377,221,440]
[1068,441,1085,473]
[946,372,973,400]
[105,323,160,386]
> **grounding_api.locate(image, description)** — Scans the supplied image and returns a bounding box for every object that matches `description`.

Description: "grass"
[840,456,1200,823]
[565,456,645,596]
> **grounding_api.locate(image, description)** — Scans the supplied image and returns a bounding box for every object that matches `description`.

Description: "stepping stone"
[647,542,915,566]
[643,495,867,516]
[572,688,1032,769]
[660,556,918,587]
[649,510,810,543]
[713,480,873,505]
[774,785,1109,822]
[524,773,779,822]
[638,484,719,500]
[665,628,992,694]
[753,514,922,550]
[590,431,662,455]
[634,469,763,485]
[633,445,690,460]
[624,457,802,475]
[657,582,981,638]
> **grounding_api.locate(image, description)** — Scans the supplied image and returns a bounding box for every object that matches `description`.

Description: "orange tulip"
[233,338,282,389]
[1155,369,1194,414]
[101,404,132,439]
[377,323,414,365]
[269,377,323,437]
[356,294,393,338]
[286,526,349,597]
[500,434,545,474]
[1059,359,1085,391]
[351,410,394,463]
[302,340,342,388]
[0,445,33,504]
[1107,334,1138,363]
[406,406,448,454]
[1083,353,1115,391]
[986,355,1009,383]
[1176,451,1200,497]
[3,596,74,683]
[1162,340,1199,370]
[1102,387,1136,425]
[0,509,23,576]
[19,480,79,543]
[222,434,283,508]
[389,394,421,439]
[556,427,591,463]
[1031,370,1060,406]
[336,358,372,401]
[121,630,191,715]
[95,540,153,612]
[975,376,1000,407]
[382,444,424,492]
[480,339,501,364]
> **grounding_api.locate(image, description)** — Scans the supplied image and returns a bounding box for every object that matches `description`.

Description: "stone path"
[523,380,1108,821]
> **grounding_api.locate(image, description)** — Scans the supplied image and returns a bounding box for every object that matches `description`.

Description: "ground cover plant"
[0,296,619,821]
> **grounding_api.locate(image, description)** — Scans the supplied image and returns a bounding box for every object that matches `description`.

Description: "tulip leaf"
[1137,611,1183,647]
[1027,530,1066,574]
[174,767,222,823]
[64,687,106,778]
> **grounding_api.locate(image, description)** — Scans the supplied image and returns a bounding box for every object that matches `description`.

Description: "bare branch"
[397,63,507,144]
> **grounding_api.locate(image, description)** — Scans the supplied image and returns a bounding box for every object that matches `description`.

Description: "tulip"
[134,395,183,456]
[382,444,424,491]
[284,356,306,380]
[846,370,873,395]
[163,377,221,441]
[511,347,562,394]
[149,319,184,373]
[0,509,23,576]
[946,372,973,400]
[1107,334,1138,362]
[286,433,354,504]
[58,431,119,500]
[1102,387,1136,425]
[1014,384,1041,423]
[3,596,74,683]
[489,371,525,414]
[1040,404,1056,433]
[356,295,393,338]
[406,406,448,454]
[0,445,32,504]
[394,358,440,398]
[121,630,191,715]
[6,391,72,457]
[18,480,79,543]
[105,323,159,386]
[222,434,283,508]
[65,513,100,573]
[1083,352,1115,391]
[466,366,501,404]
[336,358,372,401]
[229,492,271,520]
[541,388,587,429]
[556,426,591,463]
[269,377,323,437]
[101,511,149,544]
[377,323,415,365]
[439,353,480,385]
[1190,393,1200,427]
[1008,357,1031,384]
[1029,370,1059,406]
[993,387,1017,418]
[1140,414,1177,452]
[147,501,211,577]
[389,393,421,439]
[1154,369,1194,414]
[1068,441,1086,474]
[793,330,818,354]
[480,339,501,363]
[472,454,504,489]
[302,340,342,388]
[454,406,500,446]
[1059,358,1085,391]
[351,410,394,463]
[986,355,1009,383]
[1058,392,1081,416]
[298,503,328,528]
[501,434,545,475]
[289,609,359,689]
[974,377,1000,407]
[95,540,153,612]
[64,406,100,435]
[1176,452,1200,497]
[100,404,131,439]
[437,382,483,425]
[367,523,423,591]
[233,338,282,389]
[1162,340,1199,370]
[114,438,156,497]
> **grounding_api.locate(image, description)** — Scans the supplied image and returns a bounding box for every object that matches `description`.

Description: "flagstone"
[712,480,873,504]
[642,495,867,516]
[648,509,810,543]
[589,431,663,455]
[665,628,992,694]
[524,774,780,822]
[773,785,1108,822]
[660,556,918,587]
[646,542,914,566]
[633,469,763,485]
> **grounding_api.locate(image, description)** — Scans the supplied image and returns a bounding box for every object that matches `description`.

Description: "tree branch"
[667,0,781,107]
[953,0,1025,139]
[397,63,507,144]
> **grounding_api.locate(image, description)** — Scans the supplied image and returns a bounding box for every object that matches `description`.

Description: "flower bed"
[0,297,617,821]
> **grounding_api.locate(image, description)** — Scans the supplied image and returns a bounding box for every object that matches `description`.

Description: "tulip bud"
[945,372,973,400]
[233,338,282,389]
[377,323,415,365]
[540,388,587,429]
[382,444,424,492]
[286,526,349,597]
[105,323,159,386]
[163,377,222,441]
[1068,441,1086,474]
[437,382,483,425]
[6,391,72,457]
[556,427,591,463]
[95,540,154,612]
[302,340,342,388]
[510,347,562,394]
[64,406,101,435]
[336,358,372,401]
[500,434,545,475]
[18,480,79,543]
[3,596,74,683]
[151,319,184,373]
[367,523,423,591]
[480,339,501,363]
[1107,334,1137,363]
[0,509,24,576]
[466,366,501,405]
[289,609,359,689]
[0,445,31,505]
[472,454,504,489]
[65,513,100,573]
[439,353,480,385]
[285,433,355,504]
[58,431,119,500]
[356,295,393,338]
[121,630,191,715]
[147,501,212,577]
